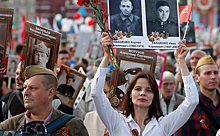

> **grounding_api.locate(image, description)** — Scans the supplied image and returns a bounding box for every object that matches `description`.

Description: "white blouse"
[91,67,199,136]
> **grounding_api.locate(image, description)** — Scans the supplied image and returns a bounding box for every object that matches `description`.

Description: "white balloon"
[67,19,74,27]
[72,0,77,5]
[79,24,93,33]
[75,17,84,24]
[62,24,71,32]
[62,18,68,25]
[85,16,92,25]
[55,14,62,21]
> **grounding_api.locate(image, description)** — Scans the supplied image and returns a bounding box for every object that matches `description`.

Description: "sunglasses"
[124,68,142,75]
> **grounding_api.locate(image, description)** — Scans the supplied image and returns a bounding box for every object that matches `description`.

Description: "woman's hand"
[174,39,190,76]
[100,32,114,54]
[174,39,188,63]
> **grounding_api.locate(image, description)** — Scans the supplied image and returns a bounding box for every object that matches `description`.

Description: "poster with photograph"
[88,44,101,61]
[6,55,20,76]
[180,21,196,47]
[154,53,167,88]
[22,22,61,71]
[0,8,14,75]
[56,64,87,108]
[108,0,180,49]
[110,48,158,107]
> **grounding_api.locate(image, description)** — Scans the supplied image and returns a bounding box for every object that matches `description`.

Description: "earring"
[130,98,132,105]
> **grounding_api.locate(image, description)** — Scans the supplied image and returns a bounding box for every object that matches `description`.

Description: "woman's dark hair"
[122,71,163,120]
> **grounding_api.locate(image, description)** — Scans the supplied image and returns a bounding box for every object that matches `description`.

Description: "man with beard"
[0,62,68,122]
[177,55,220,135]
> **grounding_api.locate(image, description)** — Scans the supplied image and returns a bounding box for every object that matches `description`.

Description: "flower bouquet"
[77,0,119,69]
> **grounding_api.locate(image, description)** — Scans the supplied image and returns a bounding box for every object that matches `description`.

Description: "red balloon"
[88,19,95,26]
[74,12,81,20]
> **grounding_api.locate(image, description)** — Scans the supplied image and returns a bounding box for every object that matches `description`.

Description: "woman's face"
[130,78,154,108]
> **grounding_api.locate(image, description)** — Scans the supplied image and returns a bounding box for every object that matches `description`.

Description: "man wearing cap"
[0,63,70,123]
[33,42,50,68]
[177,55,220,135]
[0,65,89,136]
[147,1,178,37]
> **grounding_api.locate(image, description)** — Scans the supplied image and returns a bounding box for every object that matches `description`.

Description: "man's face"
[161,78,175,99]
[34,51,49,67]
[11,61,16,69]
[15,63,24,91]
[190,51,205,72]
[157,6,170,22]
[195,65,219,91]
[57,53,69,68]
[120,0,133,16]
[22,75,51,111]
[124,67,142,84]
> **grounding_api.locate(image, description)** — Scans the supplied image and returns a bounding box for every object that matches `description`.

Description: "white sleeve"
[91,67,123,133]
[160,74,199,135]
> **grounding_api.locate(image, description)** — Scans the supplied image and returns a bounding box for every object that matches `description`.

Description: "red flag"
[179,3,193,23]
[21,15,26,45]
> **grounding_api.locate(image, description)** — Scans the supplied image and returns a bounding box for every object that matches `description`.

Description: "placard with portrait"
[110,48,158,109]
[0,8,14,75]
[22,22,61,72]
[154,53,167,88]
[108,0,180,49]
[6,55,20,77]
[56,64,87,108]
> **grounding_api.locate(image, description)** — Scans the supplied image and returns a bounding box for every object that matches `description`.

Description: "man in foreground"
[0,65,88,135]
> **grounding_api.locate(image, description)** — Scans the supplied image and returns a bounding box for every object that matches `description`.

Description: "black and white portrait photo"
[56,64,87,107]
[0,22,7,64]
[116,59,151,101]
[146,0,179,37]
[89,44,101,60]
[25,37,54,70]
[109,0,143,36]
[6,55,20,76]
[180,21,196,44]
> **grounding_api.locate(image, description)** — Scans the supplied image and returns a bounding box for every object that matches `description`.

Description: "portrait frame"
[6,55,20,77]
[154,53,167,88]
[56,64,87,108]
[108,0,143,36]
[24,36,56,70]
[88,44,101,61]
[180,21,196,47]
[22,22,61,72]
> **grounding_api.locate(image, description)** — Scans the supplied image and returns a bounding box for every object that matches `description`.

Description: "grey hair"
[42,75,58,92]
[162,71,176,85]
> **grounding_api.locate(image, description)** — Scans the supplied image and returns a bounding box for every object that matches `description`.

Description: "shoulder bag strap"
[46,114,74,133]
[199,98,220,130]
[4,91,16,120]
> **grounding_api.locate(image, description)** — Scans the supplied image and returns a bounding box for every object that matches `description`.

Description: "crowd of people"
[0,29,219,135]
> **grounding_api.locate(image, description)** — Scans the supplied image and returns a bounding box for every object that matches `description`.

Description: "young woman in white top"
[91,32,199,136]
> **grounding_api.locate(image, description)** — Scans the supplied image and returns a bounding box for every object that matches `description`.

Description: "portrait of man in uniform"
[109,0,143,36]
[180,21,195,44]
[25,37,54,70]
[116,59,151,101]
[146,0,179,37]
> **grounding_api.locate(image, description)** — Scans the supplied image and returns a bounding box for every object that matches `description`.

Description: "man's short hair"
[59,50,69,55]
[156,1,170,10]
[121,0,132,3]
[94,57,112,67]
[16,45,23,54]
[162,71,176,85]
[42,74,58,91]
